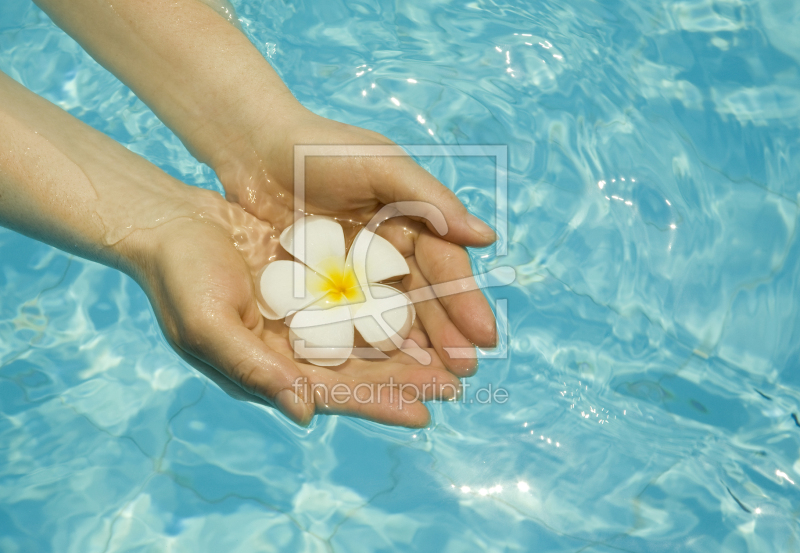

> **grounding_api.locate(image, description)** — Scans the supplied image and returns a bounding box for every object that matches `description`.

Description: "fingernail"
[467,214,496,241]
[275,389,313,426]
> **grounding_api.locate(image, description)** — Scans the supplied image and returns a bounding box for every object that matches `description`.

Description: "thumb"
[183,307,314,426]
[372,157,496,246]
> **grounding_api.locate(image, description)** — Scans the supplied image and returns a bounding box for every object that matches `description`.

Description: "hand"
[130,191,462,427]
[214,109,498,377]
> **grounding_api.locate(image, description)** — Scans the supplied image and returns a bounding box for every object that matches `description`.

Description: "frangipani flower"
[256,216,416,366]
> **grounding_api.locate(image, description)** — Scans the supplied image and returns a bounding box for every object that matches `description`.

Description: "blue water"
[2,0,800,550]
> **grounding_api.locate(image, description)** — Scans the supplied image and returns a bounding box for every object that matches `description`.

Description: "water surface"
[1,0,800,551]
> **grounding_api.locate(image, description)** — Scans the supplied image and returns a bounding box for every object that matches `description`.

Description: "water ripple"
[1,0,800,550]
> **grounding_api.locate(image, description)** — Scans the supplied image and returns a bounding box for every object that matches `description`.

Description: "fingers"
[373,216,424,257]
[375,218,497,351]
[180,302,314,426]
[413,231,497,348]
[313,373,432,428]
[371,156,496,247]
[406,317,431,348]
[261,311,458,428]
[403,257,479,376]
[303,359,461,427]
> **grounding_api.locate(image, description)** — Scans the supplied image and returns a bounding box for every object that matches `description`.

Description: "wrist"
[209,98,310,172]
[210,102,315,205]
[112,178,231,282]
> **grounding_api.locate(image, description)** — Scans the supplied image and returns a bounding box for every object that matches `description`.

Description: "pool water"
[2,0,800,551]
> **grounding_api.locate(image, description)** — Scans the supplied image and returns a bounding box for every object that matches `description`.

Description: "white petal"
[257,261,330,320]
[280,216,346,276]
[257,300,279,320]
[351,285,415,351]
[288,302,354,367]
[346,228,409,284]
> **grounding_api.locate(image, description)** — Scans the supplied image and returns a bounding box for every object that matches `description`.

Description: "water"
[2,0,800,551]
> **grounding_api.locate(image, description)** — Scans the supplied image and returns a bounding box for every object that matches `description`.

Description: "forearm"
[33,0,304,172]
[0,70,212,276]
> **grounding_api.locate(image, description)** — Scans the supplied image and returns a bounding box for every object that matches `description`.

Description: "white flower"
[256,216,416,366]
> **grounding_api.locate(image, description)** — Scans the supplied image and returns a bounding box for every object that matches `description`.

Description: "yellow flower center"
[322,266,362,303]
[309,258,365,306]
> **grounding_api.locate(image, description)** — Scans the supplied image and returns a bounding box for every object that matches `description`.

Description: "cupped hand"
[214,110,498,375]
[130,191,462,427]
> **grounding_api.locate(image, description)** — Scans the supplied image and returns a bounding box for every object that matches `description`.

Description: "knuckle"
[426,250,459,278]
[229,357,261,396]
